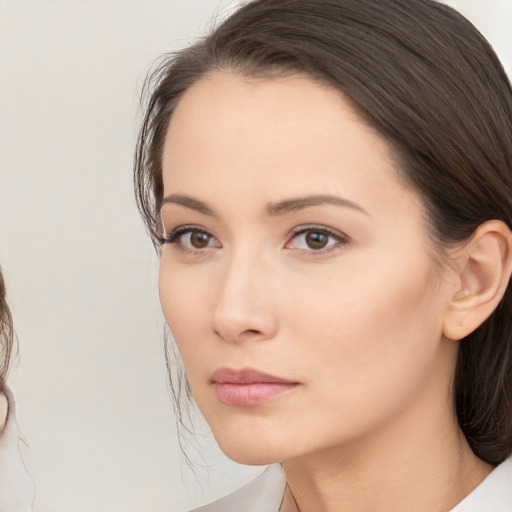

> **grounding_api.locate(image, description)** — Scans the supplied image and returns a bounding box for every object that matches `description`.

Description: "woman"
[0,268,35,511]
[134,0,512,510]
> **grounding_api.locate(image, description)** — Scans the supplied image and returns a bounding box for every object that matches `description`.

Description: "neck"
[281,381,492,512]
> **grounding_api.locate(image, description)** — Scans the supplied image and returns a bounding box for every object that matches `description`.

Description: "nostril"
[210,292,278,343]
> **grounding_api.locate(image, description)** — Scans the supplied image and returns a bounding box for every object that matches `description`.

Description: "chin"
[214,435,287,466]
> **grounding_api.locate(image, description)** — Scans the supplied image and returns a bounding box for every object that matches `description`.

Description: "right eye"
[161,226,221,251]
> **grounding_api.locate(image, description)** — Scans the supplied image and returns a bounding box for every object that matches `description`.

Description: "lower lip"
[214,382,298,407]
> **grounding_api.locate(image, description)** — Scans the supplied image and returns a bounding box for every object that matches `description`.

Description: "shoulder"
[188,464,286,512]
[0,389,35,512]
[450,456,512,512]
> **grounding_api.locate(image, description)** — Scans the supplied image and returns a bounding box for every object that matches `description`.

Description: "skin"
[159,72,491,512]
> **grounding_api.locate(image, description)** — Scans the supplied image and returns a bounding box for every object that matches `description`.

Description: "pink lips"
[211,367,299,407]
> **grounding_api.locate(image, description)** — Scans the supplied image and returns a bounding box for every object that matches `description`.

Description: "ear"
[443,220,512,341]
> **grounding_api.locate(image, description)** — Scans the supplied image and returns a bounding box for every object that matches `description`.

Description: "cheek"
[266,260,449,451]
[158,256,210,374]
[286,255,445,399]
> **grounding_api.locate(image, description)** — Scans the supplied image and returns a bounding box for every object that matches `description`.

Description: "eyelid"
[160,224,221,248]
[160,223,349,252]
[161,224,205,243]
[285,225,350,251]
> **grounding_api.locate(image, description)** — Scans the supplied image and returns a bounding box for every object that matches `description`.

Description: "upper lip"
[210,367,297,384]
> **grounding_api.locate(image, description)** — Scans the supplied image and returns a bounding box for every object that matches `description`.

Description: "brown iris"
[306,231,329,250]
[190,231,211,248]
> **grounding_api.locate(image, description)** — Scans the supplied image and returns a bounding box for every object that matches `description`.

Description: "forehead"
[161,71,415,215]
[164,71,374,156]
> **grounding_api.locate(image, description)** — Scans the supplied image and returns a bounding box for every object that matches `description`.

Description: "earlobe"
[443,220,512,341]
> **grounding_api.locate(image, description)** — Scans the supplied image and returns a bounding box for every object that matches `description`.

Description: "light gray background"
[0,1,510,511]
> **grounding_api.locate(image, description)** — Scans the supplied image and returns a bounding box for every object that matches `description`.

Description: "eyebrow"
[267,194,369,216]
[160,193,369,217]
[161,194,217,216]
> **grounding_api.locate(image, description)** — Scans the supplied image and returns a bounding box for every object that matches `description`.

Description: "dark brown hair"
[134,0,512,464]
[0,267,14,396]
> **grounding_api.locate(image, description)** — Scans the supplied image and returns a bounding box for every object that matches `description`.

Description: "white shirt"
[189,456,512,512]
[0,390,35,512]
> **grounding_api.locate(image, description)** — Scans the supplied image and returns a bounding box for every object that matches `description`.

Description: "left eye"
[161,227,221,250]
[182,230,216,249]
[287,228,346,251]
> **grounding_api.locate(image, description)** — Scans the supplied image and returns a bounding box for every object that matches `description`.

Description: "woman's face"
[159,72,459,465]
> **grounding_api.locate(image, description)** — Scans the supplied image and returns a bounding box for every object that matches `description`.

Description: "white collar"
[189,456,512,512]
[450,455,512,511]
[190,464,286,512]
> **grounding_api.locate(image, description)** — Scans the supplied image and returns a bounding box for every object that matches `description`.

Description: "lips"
[210,367,299,407]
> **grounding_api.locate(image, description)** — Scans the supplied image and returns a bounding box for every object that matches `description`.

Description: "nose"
[210,252,279,344]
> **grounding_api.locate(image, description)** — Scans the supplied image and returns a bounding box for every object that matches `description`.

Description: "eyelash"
[286,226,349,253]
[159,225,217,249]
[160,225,349,253]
